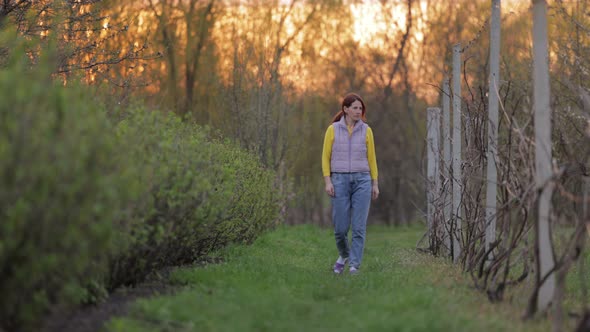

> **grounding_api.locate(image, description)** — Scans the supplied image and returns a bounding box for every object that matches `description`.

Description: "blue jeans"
[331,172,372,269]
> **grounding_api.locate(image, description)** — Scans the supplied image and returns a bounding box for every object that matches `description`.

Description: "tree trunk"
[183,0,215,117]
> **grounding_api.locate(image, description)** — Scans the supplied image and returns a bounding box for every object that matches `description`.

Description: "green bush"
[0,39,133,330]
[108,109,282,289]
[213,140,282,245]
[0,34,282,332]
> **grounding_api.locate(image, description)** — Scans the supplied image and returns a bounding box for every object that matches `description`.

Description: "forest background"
[2,0,551,227]
[3,0,588,225]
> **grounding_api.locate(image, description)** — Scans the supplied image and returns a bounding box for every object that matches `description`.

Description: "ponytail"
[332,110,345,123]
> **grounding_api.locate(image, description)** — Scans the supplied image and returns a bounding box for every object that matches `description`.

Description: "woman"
[322,92,379,275]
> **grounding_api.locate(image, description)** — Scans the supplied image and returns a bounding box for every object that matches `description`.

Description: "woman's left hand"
[372,183,379,200]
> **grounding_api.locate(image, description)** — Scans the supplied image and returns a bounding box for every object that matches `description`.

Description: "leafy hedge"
[107,109,282,289]
[0,41,131,330]
[0,39,281,331]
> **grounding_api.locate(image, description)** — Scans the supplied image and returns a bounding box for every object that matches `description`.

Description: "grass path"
[107,225,549,331]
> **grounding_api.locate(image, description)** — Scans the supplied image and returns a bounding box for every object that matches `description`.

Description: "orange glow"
[40,21,48,37]
[351,1,407,47]
[64,0,542,103]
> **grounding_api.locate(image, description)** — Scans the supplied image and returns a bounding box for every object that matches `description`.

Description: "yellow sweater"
[322,124,378,180]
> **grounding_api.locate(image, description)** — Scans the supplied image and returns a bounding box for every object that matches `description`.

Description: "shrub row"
[107,109,281,289]
[0,40,281,331]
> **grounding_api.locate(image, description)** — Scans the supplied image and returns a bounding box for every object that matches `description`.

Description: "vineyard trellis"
[422,0,590,330]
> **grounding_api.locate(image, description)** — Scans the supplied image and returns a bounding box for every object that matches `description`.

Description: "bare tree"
[1,0,160,87]
[182,0,215,117]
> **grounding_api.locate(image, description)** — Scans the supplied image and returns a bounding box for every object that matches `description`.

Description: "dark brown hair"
[332,92,367,123]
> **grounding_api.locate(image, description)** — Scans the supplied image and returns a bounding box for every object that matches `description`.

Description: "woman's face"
[344,100,363,122]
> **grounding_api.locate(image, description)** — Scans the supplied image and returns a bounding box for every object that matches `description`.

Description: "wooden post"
[485,0,501,253]
[442,77,452,255]
[427,107,441,245]
[585,177,589,237]
[532,0,556,313]
[452,43,462,264]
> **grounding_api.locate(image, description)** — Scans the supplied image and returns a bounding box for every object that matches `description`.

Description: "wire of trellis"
[460,17,490,53]
[460,5,526,53]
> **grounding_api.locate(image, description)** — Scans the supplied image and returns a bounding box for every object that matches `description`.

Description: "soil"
[40,270,179,332]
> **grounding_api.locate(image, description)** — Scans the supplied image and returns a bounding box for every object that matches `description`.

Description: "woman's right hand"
[324,177,335,197]
[325,183,335,197]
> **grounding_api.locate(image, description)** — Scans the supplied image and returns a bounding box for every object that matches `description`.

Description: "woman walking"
[322,92,379,275]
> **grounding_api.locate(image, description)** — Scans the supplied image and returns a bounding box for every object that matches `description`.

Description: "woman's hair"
[332,92,367,123]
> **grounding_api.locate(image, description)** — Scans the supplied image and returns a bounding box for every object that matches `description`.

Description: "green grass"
[107,224,553,332]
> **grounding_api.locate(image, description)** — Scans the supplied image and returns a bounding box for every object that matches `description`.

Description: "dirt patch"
[39,257,225,332]
[40,271,179,332]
